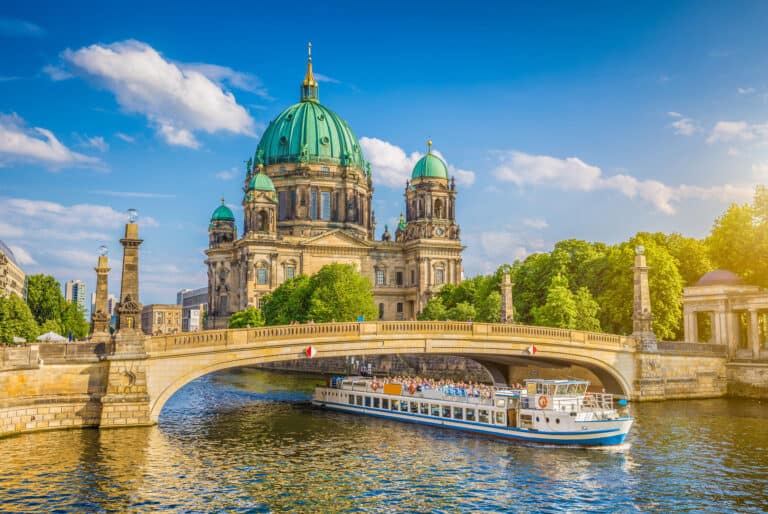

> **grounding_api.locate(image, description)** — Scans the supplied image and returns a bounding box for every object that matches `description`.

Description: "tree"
[59,300,90,339]
[262,275,312,325]
[475,291,501,323]
[573,287,601,332]
[0,294,40,344]
[446,301,476,321]
[532,274,578,329]
[662,233,713,287]
[418,297,447,320]
[592,235,683,340]
[306,264,377,322]
[228,307,265,328]
[26,274,63,327]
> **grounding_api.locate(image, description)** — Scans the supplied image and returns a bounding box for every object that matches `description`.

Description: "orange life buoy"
[537,395,548,409]
[408,383,416,395]
[372,383,378,392]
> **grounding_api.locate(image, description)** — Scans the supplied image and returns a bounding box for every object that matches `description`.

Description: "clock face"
[435,227,445,236]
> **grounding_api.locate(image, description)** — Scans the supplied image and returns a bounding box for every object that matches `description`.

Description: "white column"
[750,309,760,359]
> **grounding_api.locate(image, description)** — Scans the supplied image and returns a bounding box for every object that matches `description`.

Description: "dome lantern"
[300,42,319,103]
[210,198,235,222]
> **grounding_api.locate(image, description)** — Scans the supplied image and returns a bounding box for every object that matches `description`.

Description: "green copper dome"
[411,151,449,180]
[248,171,276,192]
[255,101,366,169]
[211,200,235,222]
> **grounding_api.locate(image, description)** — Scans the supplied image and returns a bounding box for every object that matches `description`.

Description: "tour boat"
[312,377,633,446]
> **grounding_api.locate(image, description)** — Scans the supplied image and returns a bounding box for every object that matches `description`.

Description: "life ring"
[537,395,549,409]
[408,383,416,395]
[372,383,378,392]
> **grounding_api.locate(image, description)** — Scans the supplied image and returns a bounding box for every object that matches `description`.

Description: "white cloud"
[62,40,256,148]
[81,135,108,152]
[314,73,340,84]
[727,147,740,157]
[8,245,35,265]
[359,137,476,188]
[522,218,548,229]
[667,112,698,136]
[492,150,754,215]
[0,18,44,37]
[707,120,768,144]
[215,168,238,180]
[737,87,755,95]
[0,113,101,168]
[476,231,530,263]
[0,222,24,238]
[182,63,269,97]
[42,64,73,81]
[753,162,768,181]
[116,132,135,143]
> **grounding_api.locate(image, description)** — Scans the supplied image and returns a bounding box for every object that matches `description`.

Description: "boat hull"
[312,399,632,447]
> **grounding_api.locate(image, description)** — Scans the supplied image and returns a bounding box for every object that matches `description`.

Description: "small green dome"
[411,152,449,180]
[211,201,235,222]
[248,172,276,192]
[255,101,366,169]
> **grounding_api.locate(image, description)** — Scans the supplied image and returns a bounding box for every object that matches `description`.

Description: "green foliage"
[59,300,89,339]
[0,294,40,344]
[418,297,447,320]
[228,307,265,329]
[262,264,377,325]
[262,275,312,325]
[307,264,378,322]
[40,319,62,334]
[26,274,63,327]
[532,274,578,329]
[708,187,768,287]
[573,287,601,332]
[446,301,477,321]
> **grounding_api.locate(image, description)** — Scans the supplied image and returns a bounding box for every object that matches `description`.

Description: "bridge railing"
[657,341,728,355]
[146,321,636,353]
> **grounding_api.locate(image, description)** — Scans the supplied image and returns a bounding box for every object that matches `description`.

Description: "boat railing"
[335,383,496,406]
[582,392,616,412]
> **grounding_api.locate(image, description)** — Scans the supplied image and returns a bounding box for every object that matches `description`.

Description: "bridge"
[1,321,728,437]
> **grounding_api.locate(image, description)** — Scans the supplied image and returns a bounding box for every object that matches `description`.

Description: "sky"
[1,1,767,306]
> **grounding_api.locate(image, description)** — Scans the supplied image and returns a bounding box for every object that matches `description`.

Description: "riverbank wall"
[727,362,768,399]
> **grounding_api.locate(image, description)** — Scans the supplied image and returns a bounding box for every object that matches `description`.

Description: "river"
[1,369,766,513]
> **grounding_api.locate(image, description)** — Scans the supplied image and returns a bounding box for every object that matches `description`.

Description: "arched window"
[378,303,384,320]
[256,261,269,285]
[434,199,444,218]
[258,210,269,232]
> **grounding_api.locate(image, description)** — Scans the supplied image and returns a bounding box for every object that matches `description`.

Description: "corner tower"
[250,43,374,240]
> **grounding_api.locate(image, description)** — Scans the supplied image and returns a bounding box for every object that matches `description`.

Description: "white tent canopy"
[36,331,67,342]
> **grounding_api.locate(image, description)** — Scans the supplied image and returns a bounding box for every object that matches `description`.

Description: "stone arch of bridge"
[147,338,634,422]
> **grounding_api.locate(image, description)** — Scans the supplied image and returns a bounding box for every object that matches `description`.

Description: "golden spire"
[220,196,225,204]
[427,138,433,154]
[303,41,316,87]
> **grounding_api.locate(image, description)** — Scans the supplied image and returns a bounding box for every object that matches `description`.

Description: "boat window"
[567,384,579,395]
[465,408,476,421]
[579,384,588,394]
[556,385,567,396]
[400,401,408,411]
[442,406,451,418]
[431,404,440,416]
[364,396,371,407]
[391,400,399,411]
[410,401,418,414]
[382,398,389,410]
[556,418,560,424]
[536,383,543,395]
[496,399,506,408]
[356,395,363,406]
[420,403,429,415]
[547,385,556,396]
[348,395,354,405]
[495,411,505,424]
[373,397,380,409]
[453,407,463,420]
[478,409,489,424]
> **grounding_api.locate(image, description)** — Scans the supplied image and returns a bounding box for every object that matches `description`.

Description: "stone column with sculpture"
[90,245,111,342]
[500,271,514,323]
[113,208,146,356]
[632,245,658,352]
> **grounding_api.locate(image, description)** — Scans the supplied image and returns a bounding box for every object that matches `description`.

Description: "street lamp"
[128,208,138,223]
[98,245,108,257]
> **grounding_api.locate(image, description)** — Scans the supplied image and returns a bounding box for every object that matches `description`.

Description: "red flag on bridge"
[305,345,317,358]
[527,345,537,355]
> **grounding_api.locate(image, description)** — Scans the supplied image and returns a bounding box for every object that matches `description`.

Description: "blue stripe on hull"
[313,401,629,446]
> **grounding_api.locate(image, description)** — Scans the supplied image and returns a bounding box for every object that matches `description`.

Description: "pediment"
[301,229,372,249]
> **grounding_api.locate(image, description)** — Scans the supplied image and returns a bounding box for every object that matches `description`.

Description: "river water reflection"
[1,369,766,512]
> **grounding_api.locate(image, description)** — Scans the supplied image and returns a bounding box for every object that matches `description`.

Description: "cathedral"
[205,46,464,327]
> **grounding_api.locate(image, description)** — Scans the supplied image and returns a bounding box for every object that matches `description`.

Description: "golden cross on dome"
[427,138,433,154]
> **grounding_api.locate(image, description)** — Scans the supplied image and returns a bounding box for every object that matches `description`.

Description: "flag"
[527,344,537,355]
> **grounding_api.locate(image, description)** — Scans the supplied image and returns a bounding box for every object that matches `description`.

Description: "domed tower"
[250,43,374,240]
[403,141,459,242]
[243,165,278,238]
[209,199,237,248]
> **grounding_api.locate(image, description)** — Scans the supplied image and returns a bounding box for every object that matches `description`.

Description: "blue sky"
[1,1,767,305]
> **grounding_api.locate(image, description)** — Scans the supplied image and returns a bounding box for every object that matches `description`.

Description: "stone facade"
[141,304,182,335]
[0,240,26,299]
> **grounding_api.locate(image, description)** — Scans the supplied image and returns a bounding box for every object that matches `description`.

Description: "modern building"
[64,279,88,319]
[176,288,191,305]
[141,304,182,335]
[179,287,208,332]
[205,47,464,327]
[0,240,26,299]
[90,292,118,318]
[683,270,768,360]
